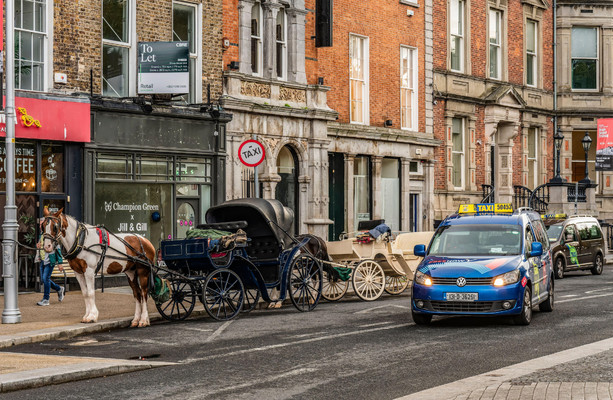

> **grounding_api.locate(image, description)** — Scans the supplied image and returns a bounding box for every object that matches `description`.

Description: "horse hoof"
[130,322,138,328]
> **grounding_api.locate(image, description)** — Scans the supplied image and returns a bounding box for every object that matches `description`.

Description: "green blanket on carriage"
[185,228,232,240]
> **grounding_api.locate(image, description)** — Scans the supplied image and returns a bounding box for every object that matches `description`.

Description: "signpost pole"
[2,0,22,324]
[253,134,259,198]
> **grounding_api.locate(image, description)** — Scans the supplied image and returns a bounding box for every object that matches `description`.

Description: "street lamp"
[579,131,593,184]
[550,126,566,184]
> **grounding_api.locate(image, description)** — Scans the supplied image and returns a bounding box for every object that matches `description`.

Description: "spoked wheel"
[321,266,349,301]
[384,274,409,295]
[241,288,260,313]
[203,268,245,321]
[352,260,385,301]
[288,254,323,312]
[155,279,197,321]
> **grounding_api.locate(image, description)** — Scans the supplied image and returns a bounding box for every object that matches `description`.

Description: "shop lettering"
[139,44,157,63]
[118,222,148,232]
[0,147,36,174]
[104,201,160,212]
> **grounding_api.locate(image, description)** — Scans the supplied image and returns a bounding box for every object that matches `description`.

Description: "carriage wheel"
[203,268,245,321]
[321,267,349,301]
[384,275,409,295]
[155,279,197,321]
[352,260,385,301]
[241,288,260,313]
[288,254,322,312]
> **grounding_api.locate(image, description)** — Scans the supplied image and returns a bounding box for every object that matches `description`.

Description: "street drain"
[129,354,161,361]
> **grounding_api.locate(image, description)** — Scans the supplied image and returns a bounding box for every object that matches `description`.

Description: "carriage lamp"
[579,131,593,184]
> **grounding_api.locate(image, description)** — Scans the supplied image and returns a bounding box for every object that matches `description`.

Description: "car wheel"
[513,286,532,326]
[591,253,604,275]
[539,278,554,312]
[554,257,565,279]
[412,310,432,325]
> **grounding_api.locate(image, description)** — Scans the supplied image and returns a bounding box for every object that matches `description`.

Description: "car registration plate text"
[445,292,478,301]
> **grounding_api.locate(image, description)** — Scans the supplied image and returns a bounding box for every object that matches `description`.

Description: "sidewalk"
[0,288,184,393]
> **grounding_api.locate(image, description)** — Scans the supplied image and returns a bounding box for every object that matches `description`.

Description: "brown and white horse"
[41,208,156,327]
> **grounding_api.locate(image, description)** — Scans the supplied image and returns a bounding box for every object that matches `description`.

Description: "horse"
[41,207,156,327]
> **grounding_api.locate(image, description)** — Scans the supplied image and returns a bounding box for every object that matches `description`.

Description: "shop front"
[86,99,230,248]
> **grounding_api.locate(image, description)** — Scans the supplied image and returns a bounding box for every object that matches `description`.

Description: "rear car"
[545,215,605,279]
[411,204,554,325]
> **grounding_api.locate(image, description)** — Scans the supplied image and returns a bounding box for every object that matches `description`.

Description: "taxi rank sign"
[137,41,189,94]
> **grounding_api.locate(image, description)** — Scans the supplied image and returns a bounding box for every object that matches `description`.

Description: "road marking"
[359,321,393,328]
[557,292,613,304]
[395,335,613,400]
[585,288,613,294]
[558,294,578,298]
[181,323,412,364]
[182,327,214,333]
[355,304,410,314]
[206,320,233,343]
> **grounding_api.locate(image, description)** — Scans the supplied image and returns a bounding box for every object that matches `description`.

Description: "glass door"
[176,199,199,239]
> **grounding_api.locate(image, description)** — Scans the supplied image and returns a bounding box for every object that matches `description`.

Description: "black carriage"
[154,198,323,321]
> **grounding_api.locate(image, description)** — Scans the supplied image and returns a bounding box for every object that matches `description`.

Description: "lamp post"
[579,131,593,185]
[550,126,566,184]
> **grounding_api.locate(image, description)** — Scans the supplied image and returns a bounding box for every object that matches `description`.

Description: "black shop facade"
[85,98,230,248]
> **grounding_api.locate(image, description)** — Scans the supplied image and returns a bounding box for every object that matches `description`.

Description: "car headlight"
[415,270,433,286]
[492,270,520,287]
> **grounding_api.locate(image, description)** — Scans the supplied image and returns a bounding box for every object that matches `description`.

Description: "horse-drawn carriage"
[322,220,434,302]
[155,198,323,322]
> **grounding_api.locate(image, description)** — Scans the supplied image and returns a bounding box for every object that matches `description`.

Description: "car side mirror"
[530,242,543,257]
[414,244,426,257]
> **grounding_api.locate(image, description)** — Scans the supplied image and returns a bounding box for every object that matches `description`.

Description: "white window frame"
[451,117,465,189]
[450,0,464,73]
[400,46,418,131]
[527,127,538,188]
[488,9,502,80]
[275,7,287,80]
[571,26,599,91]
[526,19,537,87]
[15,0,52,92]
[349,34,369,125]
[102,0,136,97]
[173,1,202,103]
[250,2,263,76]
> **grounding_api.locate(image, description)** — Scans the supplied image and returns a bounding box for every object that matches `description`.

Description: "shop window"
[450,0,465,72]
[96,153,133,180]
[176,157,212,183]
[15,0,47,91]
[381,158,400,232]
[350,35,369,124]
[173,1,201,103]
[136,156,172,181]
[102,0,133,97]
[0,142,37,192]
[42,144,64,192]
[572,27,598,90]
[353,156,371,229]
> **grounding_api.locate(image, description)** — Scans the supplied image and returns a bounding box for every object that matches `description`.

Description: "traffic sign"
[238,139,265,167]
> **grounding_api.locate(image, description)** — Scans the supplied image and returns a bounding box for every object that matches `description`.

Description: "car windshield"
[546,224,564,242]
[428,224,522,256]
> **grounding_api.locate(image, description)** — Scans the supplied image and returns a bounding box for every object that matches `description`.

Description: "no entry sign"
[238,139,265,167]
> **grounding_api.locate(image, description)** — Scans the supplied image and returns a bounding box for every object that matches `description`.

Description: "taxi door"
[563,224,581,268]
[525,227,544,303]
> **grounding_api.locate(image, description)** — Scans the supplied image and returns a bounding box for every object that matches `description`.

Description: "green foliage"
[19,214,36,245]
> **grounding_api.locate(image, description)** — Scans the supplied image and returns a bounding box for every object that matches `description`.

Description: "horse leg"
[125,270,142,328]
[74,272,91,323]
[136,267,150,327]
[83,270,99,323]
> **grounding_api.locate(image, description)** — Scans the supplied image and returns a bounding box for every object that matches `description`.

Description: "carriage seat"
[197,220,247,232]
[357,219,385,231]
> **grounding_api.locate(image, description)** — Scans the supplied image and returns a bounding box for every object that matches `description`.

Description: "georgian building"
[432,0,555,223]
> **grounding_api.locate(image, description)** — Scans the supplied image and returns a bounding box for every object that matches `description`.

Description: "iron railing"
[567,184,587,203]
[241,169,255,198]
[481,184,494,203]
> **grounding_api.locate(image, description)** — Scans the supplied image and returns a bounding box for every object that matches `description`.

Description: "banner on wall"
[596,119,613,171]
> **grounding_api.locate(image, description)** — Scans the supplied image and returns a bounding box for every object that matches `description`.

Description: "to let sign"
[137,41,189,94]
[238,140,265,167]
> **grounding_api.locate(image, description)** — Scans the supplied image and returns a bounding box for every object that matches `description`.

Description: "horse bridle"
[42,215,64,246]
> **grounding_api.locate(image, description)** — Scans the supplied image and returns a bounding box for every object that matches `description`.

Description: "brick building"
[313,0,439,238]
[432,0,555,222]
[1,0,229,251]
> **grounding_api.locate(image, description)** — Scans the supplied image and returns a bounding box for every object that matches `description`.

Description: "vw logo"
[456,277,467,287]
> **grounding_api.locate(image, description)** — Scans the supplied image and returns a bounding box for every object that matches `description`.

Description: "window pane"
[23,0,34,30]
[450,0,462,35]
[42,145,64,192]
[572,27,597,58]
[489,45,498,79]
[35,1,45,32]
[103,0,129,43]
[452,153,463,187]
[173,3,195,53]
[528,128,536,158]
[103,44,129,97]
[527,21,536,53]
[15,0,22,29]
[572,59,597,89]
[489,10,499,45]
[32,34,44,62]
[19,31,32,61]
[451,36,461,71]
[527,54,535,86]
[452,118,463,152]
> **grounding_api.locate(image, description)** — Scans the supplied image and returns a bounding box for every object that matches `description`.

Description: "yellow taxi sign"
[541,213,567,219]
[458,203,513,214]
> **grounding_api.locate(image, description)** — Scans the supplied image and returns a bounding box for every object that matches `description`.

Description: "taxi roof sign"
[458,203,513,214]
[541,213,567,219]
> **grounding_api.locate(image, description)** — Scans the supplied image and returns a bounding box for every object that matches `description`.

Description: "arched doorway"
[275,146,299,233]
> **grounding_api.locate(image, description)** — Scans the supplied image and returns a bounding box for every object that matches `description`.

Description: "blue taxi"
[411,204,554,325]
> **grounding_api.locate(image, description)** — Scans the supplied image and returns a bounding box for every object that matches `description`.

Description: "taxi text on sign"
[458,203,513,214]
[238,139,266,167]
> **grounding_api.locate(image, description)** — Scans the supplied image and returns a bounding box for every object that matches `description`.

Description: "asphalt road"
[4,267,613,400]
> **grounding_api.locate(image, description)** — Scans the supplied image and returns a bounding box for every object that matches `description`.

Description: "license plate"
[446,292,478,301]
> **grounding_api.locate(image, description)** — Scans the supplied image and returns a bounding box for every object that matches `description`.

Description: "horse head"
[42,207,65,253]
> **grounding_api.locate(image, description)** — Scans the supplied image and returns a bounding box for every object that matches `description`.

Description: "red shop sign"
[0,96,91,143]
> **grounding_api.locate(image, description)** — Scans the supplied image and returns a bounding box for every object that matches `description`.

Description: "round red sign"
[238,139,266,167]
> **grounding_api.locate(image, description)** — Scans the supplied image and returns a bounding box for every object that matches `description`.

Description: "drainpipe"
[553,0,558,176]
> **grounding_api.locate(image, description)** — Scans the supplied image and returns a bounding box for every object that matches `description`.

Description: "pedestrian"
[35,226,65,306]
